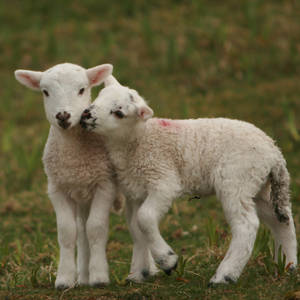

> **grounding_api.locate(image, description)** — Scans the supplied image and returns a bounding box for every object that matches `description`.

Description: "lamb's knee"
[57,220,77,248]
[247,215,260,231]
[231,212,259,238]
[86,220,108,244]
[137,206,157,235]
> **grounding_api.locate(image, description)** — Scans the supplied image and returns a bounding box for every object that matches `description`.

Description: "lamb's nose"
[81,109,91,119]
[56,111,71,121]
[56,111,71,129]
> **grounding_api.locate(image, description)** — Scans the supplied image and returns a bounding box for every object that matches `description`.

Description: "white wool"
[14,64,120,289]
[82,75,297,284]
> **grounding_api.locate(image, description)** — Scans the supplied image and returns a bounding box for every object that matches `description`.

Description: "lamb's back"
[138,118,282,194]
[147,117,277,160]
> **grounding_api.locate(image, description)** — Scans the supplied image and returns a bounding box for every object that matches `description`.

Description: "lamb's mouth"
[80,117,97,131]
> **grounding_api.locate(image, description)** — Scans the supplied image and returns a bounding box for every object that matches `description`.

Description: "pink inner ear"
[21,74,39,88]
[139,106,152,120]
[90,69,105,85]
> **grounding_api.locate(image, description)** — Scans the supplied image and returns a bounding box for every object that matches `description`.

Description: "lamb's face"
[39,64,91,128]
[80,77,153,138]
[15,63,112,129]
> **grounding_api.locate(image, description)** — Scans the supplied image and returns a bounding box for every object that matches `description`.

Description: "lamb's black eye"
[79,88,85,95]
[114,110,125,119]
[43,90,49,97]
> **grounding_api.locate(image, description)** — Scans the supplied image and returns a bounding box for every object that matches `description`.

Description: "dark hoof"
[90,282,108,288]
[163,261,178,276]
[207,276,236,288]
[164,269,172,276]
[288,265,297,273]
[56,284,70,290]
[224,276,236,284]
[125,278,134,285]
[141,269,150,279]
[78,281,89,287]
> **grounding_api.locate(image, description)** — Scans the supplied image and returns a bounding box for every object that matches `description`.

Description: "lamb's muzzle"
[80,109,91,129]
[82,109,91,119]
[56,111,71,129]
[80,108,98,131]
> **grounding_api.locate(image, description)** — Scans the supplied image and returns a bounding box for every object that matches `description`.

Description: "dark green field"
[1,1,300,299]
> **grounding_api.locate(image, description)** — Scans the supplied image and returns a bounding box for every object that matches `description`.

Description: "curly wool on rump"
[81,75,297,285]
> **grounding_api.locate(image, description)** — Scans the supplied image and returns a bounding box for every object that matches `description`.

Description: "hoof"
[224,275,236,284]
[208,275,236,287]
[163,261,178,276]
[90,281,109,288]
[126,273,145,283]
[56,284,70,290]
[126,270,149,283]
[78,279,89,287]
[127,267,159,283]
[155,250,178,275]
[288,265,297,273]
[141,269,150,279]
[125,278,135,285]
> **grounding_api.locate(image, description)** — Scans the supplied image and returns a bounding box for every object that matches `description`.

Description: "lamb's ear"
[104,75,121,87]
[136,104,153,121]
[14,70,43,91]
[86,64,113,87]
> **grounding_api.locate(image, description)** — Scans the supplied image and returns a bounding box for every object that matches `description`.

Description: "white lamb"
[80,75,297,285]
[14,63,119,289]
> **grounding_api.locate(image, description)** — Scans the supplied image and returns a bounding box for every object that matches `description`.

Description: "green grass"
[1,0,300,299]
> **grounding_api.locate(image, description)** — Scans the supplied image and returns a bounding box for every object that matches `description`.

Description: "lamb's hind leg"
[210,191,259,285]
[126,200,159,282]
[256,183,297,268]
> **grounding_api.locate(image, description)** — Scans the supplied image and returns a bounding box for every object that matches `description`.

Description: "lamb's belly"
[180,161,214,196]
[120,178,147,203]
[45,163,100,204]
[66,185,97,204]
[57,177,98,204]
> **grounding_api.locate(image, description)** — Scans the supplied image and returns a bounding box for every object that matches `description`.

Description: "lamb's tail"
[270,162,291,224]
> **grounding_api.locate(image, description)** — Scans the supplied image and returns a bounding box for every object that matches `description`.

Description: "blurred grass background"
[1,0,300,299]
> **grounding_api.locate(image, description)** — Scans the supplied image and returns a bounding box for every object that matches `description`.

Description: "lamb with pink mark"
[80,75,297,285]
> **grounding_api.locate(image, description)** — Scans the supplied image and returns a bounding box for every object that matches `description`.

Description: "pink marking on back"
[158,119,172,127]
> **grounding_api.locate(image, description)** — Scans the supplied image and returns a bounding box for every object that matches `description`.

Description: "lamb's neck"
[104,127,144,170]
[106,137,137,166]
[50,124,87,145]
[105,122,145,149]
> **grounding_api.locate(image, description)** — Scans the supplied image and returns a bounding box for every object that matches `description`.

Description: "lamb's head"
[15,63,112,129]
[80,75,153,139]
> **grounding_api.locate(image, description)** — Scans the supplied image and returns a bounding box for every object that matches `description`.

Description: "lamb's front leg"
[126,200,159,282]
[137,190,179,274]
[48,183,77,290]
[86,182,114,286]
[76,203,90,286]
